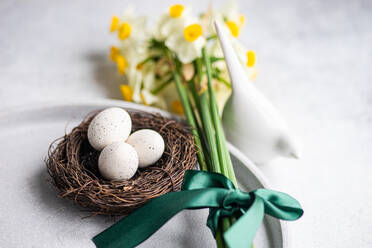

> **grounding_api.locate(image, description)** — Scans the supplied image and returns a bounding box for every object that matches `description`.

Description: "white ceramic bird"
[214,20,301,164]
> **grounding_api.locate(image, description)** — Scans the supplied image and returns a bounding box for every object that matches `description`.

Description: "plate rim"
[0,99,290,248]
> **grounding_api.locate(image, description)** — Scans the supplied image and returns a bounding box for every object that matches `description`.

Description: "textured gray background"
[1,0,372,247]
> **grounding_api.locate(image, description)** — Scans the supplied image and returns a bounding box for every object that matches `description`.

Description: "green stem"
[186,79,211,169]
[215,227,226,248]
[199,93,220,173]
[210,56,225,63]
[202,48,237,186]
[213,73,232,89]
[203,48,237,248]
[207,34,218,41]
[195,58,220,174]
[137,55,160,68]
[173,72,207,171]
[187,78,202,117]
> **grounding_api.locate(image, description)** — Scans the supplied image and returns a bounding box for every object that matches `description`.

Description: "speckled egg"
[126,129,165,168]
[88,107,132,151]
[98,141,139,181]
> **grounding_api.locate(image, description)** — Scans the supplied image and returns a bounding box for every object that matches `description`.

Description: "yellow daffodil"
[165,17,205,63]
[110,46,120,61]
[221,1,245,38]
[110,9,149,53]
[124,63,167,109]
[110,9,149,77]
[118,22,132,40]
[246,50,255,67]
[233,40,257,81]
[199,1,245,38]
[169,4,184,18]
[156,4,191,40]
[225,20,240,38]
[120,84,134,101]
[115,54,128,75]
[110,16,120,32]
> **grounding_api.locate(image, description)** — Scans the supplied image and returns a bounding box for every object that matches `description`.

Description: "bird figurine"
[214,20,301,164]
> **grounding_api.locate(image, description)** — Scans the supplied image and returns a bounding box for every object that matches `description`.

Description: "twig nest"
[127,129,165,168]
[98,141,139,180]
[46,110,197,216]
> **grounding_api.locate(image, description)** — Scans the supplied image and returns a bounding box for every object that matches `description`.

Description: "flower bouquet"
[109,3,256,115]
[91,2,304,248]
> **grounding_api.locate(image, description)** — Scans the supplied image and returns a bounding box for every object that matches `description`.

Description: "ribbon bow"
[93,170,303,248]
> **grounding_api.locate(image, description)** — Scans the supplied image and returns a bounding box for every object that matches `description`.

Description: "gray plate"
[0,100,289,248]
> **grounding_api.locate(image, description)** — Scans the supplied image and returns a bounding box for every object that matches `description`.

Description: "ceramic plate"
[0,100,289,248]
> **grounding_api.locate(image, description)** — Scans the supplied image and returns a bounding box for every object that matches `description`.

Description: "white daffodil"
[110,8,149,64]
[125,64,146,104]
[110,9,149,76]
[199,6,217,37]
[109,43,148,76]
[199,1,245,39]
[220,1,245,39]
[110,9,148,43]
[156,4,191,40]
[141,89,167,109]
[233,40,257,81]
[165,17,206,64]
[123,61,167,109]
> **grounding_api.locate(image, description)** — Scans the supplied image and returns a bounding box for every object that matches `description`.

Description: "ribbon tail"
[254,189,304,221]
[224,198,264,248]
[93,188,226,248]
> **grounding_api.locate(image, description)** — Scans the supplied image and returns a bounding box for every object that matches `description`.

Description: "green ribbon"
[93,170,303,248]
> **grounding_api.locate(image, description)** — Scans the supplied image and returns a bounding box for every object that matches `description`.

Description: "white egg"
[98,141,139,180]
[88,107,132,151]
[126,129,165,168]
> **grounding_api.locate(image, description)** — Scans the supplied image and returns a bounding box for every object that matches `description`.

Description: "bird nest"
[46,110,197,216]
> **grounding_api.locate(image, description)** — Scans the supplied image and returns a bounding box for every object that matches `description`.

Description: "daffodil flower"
[110,9,147,42]
[110,46,120,62]
[110,9,150,76]
[120,84,134,101]
[124,62,167,109]
[116,54,128,75]
[110,9,149,64]
[141,89,167,108]
[109,1,256,115]
[156,4,191,40]
[199,1,245,39]
[110,16,120,32]
[165,17,206,63]
[233,40,257,81]
[220,1,245,38]
[110,45,144,75]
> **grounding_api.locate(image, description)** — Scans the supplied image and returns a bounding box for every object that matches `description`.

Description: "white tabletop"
[1,0,371,247]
